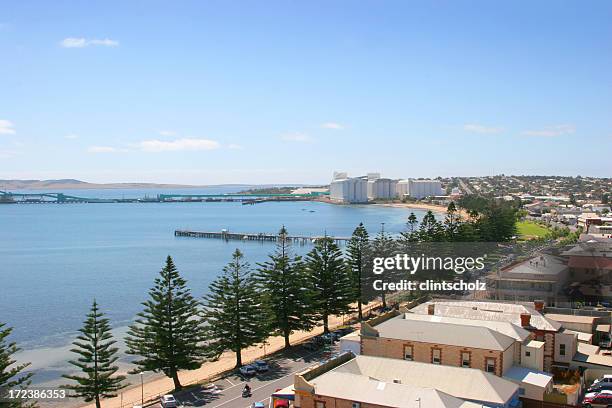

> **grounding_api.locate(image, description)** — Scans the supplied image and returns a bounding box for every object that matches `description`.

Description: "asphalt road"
[150,343,340,408]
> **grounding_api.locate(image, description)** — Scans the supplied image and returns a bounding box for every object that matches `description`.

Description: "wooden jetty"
[174,230,350,244]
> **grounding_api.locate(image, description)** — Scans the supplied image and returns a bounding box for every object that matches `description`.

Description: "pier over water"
[175,229,350,245]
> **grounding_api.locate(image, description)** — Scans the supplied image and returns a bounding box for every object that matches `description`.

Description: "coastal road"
[458,178,473,195]
[149,344,340,408]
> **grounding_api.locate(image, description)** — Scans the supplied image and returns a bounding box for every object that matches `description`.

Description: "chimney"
[520,313,531,327]
[427,304,435,315]
[534,300,544,312]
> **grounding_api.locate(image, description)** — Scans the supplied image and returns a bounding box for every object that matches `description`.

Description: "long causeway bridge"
[0,190,327,204]
[175,229,350,244]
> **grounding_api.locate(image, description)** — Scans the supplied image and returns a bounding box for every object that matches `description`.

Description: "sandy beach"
[373,201,448,214]
[372,201,472,219]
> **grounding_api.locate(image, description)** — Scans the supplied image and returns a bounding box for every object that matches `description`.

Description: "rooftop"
[545,314,599,324]
[410,300,561,332]
[504,366,553,388]
[305,354,518,407]
[370,315,515,351]
[309,372,480,408]
[497,254,568,280]
[401,313,531,342]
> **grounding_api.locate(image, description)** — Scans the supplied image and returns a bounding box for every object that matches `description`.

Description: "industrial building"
[329,173,368,203]
[330,172,443,203]
[397,179,444,199]
[367,177,398,200]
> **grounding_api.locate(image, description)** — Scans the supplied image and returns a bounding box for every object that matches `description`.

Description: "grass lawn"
[516,220,550,239]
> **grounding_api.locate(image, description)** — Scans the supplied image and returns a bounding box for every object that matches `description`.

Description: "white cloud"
[321,122,345,130]
[139,138,221,152]
[281,133,313,143]
[228,143,243,150]
[65,134,79,140]
[158,130,178,137]
[521,125,575,137]
[60,37,119,48]
[462,123,503,134]
[0,120,16,135]
[87,146,124,153]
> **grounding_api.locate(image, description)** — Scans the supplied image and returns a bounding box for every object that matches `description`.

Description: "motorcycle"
[242,387,252,398]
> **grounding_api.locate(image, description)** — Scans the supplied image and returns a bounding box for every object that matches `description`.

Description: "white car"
[160,394,178,408]
[593,375,612,386]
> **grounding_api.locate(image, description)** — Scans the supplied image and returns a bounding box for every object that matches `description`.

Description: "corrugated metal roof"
[504,366,553,388]
[316,355,518,405]
[402,313,531,342]
[312,372,482,408]
[374,315,515,351]
[410,301,561,331]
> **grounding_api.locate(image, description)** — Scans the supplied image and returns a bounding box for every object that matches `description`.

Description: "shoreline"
[68,305,377,408]
[372,201,448,214]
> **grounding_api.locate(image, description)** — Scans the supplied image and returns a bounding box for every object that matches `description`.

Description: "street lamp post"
[140,372,144,405]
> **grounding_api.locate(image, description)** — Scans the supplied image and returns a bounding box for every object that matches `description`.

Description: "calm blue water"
[0,188,426,384]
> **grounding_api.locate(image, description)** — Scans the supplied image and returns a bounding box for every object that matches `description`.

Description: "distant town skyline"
[1,1,611,184]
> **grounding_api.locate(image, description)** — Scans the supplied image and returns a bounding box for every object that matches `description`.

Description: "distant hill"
[0,179,314,191]
[0,179,208,190]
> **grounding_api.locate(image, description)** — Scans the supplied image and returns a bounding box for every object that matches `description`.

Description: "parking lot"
[149,342,341,408]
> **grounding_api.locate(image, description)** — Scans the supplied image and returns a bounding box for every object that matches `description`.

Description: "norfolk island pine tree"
[305,236,353,333]
[256,226,316,348]
[0,322,36,408]
[203,249,270,367]
[62,300,126,408]
[125,256,208,391]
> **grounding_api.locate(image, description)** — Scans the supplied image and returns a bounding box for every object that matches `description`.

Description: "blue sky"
[1,0,611,184]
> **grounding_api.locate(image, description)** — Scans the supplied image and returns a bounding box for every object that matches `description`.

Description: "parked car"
[252,402,266,408]
[592,374,612,386]
[588,382,612,393]
[160,395,178,408]
[254,360,269,372]
[583,390,612,407]
[239,364,257,377]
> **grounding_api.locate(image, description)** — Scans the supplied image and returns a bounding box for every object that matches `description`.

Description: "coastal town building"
[293,352,521,408]
[487,254,569,304]
[562,242,612,301]
[357,308,555,401]
[408,300,577,372]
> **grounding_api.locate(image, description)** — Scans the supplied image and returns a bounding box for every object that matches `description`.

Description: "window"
[461,352,470,368]
[352,403,360,408]
[404,345,413,361]
[560,344,566,356]
[432,348,441,365]
[486,358,496,373]
[316,402,325,408]
[525,351,531,357]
